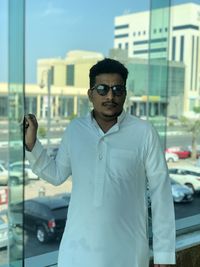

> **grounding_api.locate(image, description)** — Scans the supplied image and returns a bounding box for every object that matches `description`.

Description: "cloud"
[39,1,83,26]
[41,1,65,17]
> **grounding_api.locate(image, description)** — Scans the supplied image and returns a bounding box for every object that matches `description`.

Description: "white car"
[165,152,179,162]
[0,216,8,248]
[0,164,26,186]
[9,161,38,180]
[169,166,200,193]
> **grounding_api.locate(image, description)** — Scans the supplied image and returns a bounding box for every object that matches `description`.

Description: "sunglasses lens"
[93,84,126,96]
[112,85,125,96]
[96,85,109,96]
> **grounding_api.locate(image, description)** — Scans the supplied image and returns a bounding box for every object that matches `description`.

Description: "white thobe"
[26,110,176,267]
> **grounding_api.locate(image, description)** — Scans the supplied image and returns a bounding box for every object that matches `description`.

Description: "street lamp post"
[40,69,52,147]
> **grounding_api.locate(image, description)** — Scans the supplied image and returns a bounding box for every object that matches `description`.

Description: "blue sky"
[0,0,199,83]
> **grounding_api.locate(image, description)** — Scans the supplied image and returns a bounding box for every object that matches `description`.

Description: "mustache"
[102,101,118,106]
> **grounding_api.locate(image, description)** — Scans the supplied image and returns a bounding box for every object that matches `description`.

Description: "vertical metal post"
[47,69,51,147]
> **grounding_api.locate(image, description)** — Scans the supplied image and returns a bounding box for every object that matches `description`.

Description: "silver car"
[0,163,28,186]
[170,178,194,203]
[0,215,13,248]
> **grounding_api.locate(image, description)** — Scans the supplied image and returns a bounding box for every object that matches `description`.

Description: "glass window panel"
[149,0,170,150]
[0,0,197,266]
[7,0,25,266]
[166,0,200,229]
[0,2,8,266]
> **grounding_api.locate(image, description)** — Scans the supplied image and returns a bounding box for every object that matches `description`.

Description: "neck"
[98,119,117,133]
[92,111,119,133]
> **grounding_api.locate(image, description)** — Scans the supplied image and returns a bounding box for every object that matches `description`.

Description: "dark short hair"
[89,58,128,88]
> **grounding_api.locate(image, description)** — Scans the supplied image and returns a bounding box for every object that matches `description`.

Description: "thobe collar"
[88,109,126,136]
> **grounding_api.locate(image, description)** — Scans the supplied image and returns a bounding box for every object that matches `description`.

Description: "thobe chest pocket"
[108,148,137,180]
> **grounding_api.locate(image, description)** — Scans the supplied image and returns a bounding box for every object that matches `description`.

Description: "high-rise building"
[114,2,200,116]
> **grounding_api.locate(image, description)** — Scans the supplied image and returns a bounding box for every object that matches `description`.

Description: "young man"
[25,58,175,267]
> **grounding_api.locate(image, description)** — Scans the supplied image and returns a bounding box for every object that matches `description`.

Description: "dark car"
[24,194,70,243]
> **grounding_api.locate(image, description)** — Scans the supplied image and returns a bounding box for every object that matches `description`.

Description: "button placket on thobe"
[92,123,120,207]
[93,136,107,207]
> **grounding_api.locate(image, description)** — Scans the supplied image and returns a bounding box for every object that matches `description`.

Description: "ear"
[87,89,93,102]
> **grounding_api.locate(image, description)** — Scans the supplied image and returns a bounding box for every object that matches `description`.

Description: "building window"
[172,36,176,61]
[180,35,184,62]
[50,66,54,85]
[115,24,129,30]
[153,29,157,34]
[125,42,128,50]
[138,31,141,36]
[165,27,168,32]
[159,28,162,33]
[0,96,8,117]
[143,30,146,35]
[66,64,74,86]
[133,32,136,36]
[114,33,129,38]
[134,38,167,46]
[173,24,199,31]
[118,43,122,49]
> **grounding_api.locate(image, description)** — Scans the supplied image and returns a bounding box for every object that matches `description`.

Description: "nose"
[105,87,114,99]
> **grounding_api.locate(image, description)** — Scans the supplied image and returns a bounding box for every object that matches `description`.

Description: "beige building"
[36,50,104,119]
[0,50,104,120]
[37,50,104,88]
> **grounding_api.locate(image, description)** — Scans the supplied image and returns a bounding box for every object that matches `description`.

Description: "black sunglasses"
[91,84,126,96]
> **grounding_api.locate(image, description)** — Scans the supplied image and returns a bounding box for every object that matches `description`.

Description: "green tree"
[38,126,46,138]
[180,107,200,159]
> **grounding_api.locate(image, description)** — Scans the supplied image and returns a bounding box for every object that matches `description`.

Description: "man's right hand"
[24,114,38,151]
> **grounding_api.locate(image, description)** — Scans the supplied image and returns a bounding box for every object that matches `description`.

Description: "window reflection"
[0,0,200,266]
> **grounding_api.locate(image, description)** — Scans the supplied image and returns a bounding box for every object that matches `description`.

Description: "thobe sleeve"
[144,123,176,264]
[25,126,72,186]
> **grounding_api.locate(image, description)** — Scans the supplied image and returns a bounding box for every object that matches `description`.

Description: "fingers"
[24,114,38,129]
[27,113,36,121]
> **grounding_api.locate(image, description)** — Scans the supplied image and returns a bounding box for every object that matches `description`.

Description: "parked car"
[23,194,70,243]
[169,166,200,193]
[0,160,6,168]
[0,163,27,186]
[9,160,38,180]
[0,215,9,248]
[0,213,14,250]
[9,203,24,260]
[165,146,191,159]
[165,152,179,162]
[170,178,194,203]
[0,164,8,185]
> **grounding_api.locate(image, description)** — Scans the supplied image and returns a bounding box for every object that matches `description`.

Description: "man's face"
[88,73,126,121]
